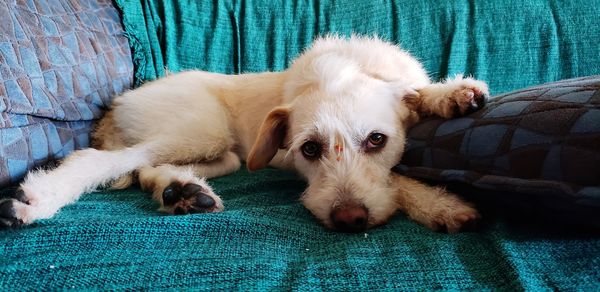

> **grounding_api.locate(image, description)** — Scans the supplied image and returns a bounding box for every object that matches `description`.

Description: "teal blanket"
[2,0,600,290]
[0,169,600,291]
[1,169,599,289]
[118,0,600,94]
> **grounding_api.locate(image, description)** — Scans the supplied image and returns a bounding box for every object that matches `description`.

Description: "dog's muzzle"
[330,203,369,232]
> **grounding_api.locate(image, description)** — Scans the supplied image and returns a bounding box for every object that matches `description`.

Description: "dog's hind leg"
[408,75,490,118]
[137,151,241,215]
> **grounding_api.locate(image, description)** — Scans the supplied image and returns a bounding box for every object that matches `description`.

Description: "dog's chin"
[303,197,400,232]
[306,206,393,233]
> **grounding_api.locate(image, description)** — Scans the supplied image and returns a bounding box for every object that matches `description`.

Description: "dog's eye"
[301,141,322,160]
[366,133,387,151]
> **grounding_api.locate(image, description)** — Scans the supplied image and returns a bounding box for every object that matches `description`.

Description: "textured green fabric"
[116,0,600,94]
[2,168,599,290]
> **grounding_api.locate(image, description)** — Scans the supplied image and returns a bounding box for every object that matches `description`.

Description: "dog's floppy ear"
[389,81,421,111]
[402,89,422,112]
[247,107,290,171]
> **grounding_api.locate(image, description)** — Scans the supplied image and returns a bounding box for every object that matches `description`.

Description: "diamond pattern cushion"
[0,0,133,186]
[396,76,600,215]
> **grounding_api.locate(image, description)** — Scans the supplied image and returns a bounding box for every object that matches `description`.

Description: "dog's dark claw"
[452,102,463,118]
[466,93,487,114]
[456,92,488,117]
[0,199,23,228]
[13,189,28,204]
[0,188,29,204]
[476,94,488,108]
[464,103,479,115]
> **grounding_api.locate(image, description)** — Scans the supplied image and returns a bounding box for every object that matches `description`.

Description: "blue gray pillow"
[0,0,133,187]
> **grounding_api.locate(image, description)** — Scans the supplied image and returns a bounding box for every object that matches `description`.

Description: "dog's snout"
[331,205,369,232]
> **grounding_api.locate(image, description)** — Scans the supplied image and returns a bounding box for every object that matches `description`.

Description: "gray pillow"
[0,0,133,187]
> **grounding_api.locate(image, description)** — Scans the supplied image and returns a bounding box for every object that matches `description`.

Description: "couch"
[1,0,599,289]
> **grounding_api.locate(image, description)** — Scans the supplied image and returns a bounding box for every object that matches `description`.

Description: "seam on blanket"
[112,0,149,88]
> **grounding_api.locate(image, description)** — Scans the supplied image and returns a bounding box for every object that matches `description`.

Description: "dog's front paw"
[430,206,480,234]
[161,181,224,215]
[0,190,30,228]
[424,200,480,233]
[438,77,490,118]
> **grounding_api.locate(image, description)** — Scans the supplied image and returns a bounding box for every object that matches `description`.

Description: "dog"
[0,35,488,233]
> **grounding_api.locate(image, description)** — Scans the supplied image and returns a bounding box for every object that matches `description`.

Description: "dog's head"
[247,36,428,232]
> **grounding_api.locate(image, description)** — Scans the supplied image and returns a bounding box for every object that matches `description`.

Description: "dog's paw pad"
[162,182,183,205]
[0,199,23,228]
[434,208,481,234]
[450,87,489,117]
[162,182,221,215]
[436,77,489,118]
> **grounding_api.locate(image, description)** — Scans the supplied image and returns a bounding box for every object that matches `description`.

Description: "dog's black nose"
[331,205,369,233]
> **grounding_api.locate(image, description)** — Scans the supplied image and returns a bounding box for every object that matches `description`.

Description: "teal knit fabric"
[2,168,600,290]
[116,0,600,94]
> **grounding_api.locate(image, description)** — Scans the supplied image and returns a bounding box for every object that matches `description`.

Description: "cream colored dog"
[1,36,488,233]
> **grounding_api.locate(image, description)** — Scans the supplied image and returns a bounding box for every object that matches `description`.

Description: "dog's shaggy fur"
[0,36,489,232]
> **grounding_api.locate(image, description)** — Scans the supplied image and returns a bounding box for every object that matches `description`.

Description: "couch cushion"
[396,76,600,218]
[0,0,133,186]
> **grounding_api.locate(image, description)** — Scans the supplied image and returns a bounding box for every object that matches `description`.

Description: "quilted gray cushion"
[0,0,133,186]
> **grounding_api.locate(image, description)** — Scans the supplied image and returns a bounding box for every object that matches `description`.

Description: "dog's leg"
[391,174,480,233]
[0,144,155,227]
[137,151,241,215]
[408,75,490,118]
